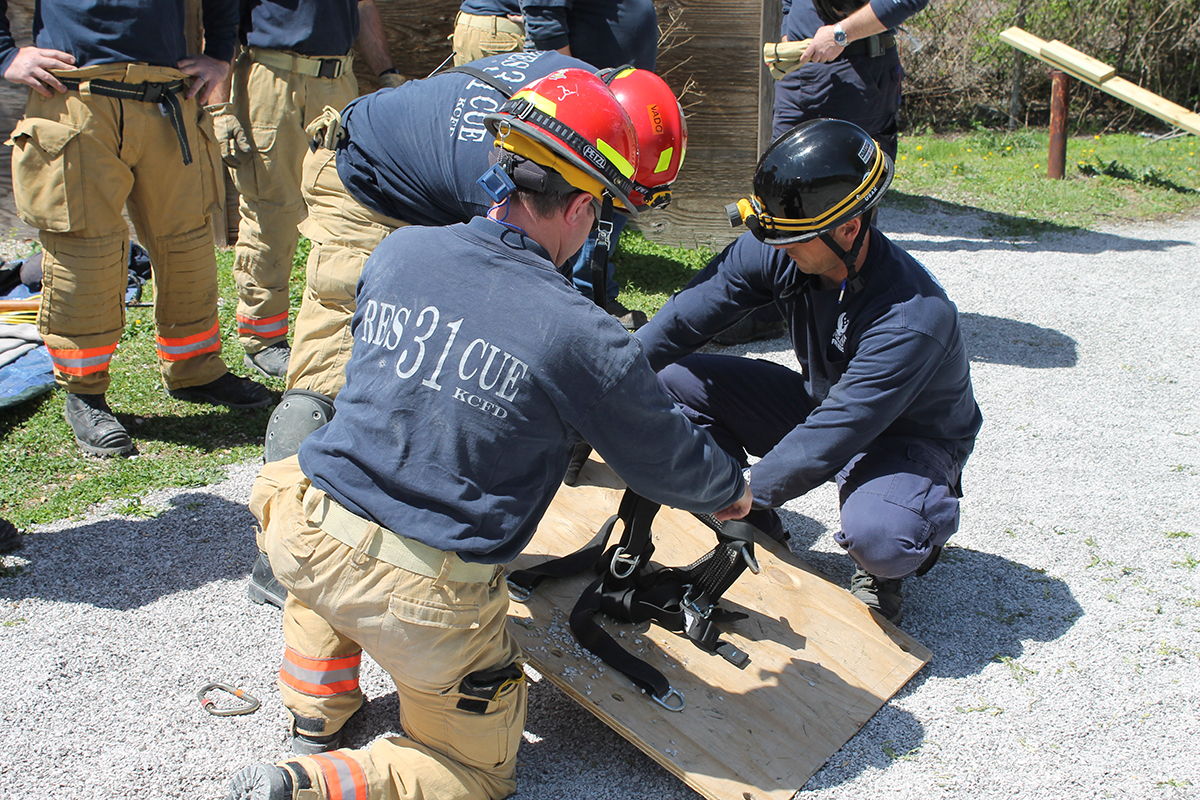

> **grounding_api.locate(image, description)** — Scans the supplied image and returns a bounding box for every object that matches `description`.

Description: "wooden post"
[1048,69,1068,179]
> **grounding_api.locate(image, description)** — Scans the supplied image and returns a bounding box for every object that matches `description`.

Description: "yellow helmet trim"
[654,147,674,174]
[596,138,635,179]
[514,88,557,118]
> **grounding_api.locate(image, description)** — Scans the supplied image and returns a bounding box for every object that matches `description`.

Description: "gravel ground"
[2,207,1199,800]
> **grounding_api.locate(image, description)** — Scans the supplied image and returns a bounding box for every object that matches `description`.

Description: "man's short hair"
[513,186,585,219]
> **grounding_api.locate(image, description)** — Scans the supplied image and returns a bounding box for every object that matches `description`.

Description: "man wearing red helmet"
[246,52,688,610]
[636,119,982,624]
[225,69,749,800]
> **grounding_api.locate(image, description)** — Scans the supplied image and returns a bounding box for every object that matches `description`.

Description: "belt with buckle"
[58,76,192,164]
[304,486,499,583]
[249,47,351,79]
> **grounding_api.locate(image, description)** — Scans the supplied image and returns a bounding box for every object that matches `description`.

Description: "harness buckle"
[142,83,165,104]
[595,217,614,250]
[197,683,260,717]
[317,58,343,79]
[651,685,685,712]
[609,546,639,579]
[506,576,534,602]
[682,584,713,620]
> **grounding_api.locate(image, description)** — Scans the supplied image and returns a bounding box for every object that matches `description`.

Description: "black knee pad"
[264,389,336,462]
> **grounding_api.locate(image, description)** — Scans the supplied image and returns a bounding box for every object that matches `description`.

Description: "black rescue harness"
[507,489,760,711]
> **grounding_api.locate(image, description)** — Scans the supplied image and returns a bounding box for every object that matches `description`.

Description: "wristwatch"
[832,22,849,47]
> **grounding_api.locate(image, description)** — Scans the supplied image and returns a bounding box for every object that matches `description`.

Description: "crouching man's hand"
[714,483,754,521]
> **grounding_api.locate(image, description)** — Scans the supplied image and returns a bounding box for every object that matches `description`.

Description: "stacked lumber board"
[999,27,1200,136]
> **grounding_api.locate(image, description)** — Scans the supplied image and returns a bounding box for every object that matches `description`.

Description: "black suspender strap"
[441,65,518,98]
[60,77,193,165]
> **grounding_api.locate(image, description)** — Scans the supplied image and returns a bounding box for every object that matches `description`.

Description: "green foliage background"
[900,0,1200,132]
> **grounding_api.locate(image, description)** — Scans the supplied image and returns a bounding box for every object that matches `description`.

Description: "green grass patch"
[613,229,715,317]
[0,247,288,529]
[890,130,1199,234]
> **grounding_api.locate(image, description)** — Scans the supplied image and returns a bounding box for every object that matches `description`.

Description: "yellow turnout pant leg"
[251,457,525,800]
[9,63,226,393]
[286,147,404,398]
[229,54,359,354]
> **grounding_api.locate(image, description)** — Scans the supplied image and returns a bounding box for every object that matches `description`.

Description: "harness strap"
[59,77,192,165]
[590,196,614,308]
[442,65,518,97]
[510,489,757,707]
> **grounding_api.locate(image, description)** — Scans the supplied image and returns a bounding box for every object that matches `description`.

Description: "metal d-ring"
[506,576,534,602]
[651,685,685,712]
[609,546,639,579]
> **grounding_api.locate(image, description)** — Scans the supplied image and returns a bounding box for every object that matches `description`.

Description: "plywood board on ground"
[506,456,932,800]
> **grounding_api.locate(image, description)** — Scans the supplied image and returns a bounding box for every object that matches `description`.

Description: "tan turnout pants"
[451,12,525,66]
[229,49,358,355]
[286,144,406,398]
[250,456,526,800]
[7,63,227,393]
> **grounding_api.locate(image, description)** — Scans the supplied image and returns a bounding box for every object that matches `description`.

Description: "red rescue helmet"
[603,67,688,210]
[484,68,640,215]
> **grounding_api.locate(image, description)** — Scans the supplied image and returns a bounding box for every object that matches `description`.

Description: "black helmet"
[813,0,868,24]
[727,118,893,246]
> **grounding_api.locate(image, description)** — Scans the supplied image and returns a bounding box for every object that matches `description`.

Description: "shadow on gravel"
[961,312,1077,368]
[0,491,259,609]
[884,193,1193,255]
[900,545,1082,682]
[777,515,1082,685]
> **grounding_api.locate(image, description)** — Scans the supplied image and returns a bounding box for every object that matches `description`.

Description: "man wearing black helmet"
[636,119,982,624]
[720,0,926,346]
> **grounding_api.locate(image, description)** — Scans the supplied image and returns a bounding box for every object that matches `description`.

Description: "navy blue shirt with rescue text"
[336,50,589,226]
[299,218,746,564]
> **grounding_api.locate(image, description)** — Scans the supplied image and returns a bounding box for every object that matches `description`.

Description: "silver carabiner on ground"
[197,683,260,717]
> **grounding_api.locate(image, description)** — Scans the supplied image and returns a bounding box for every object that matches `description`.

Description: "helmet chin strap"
[589,195,615,307]
[817,208,874,296]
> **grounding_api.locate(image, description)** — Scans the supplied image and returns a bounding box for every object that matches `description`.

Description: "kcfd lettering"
[359,299,529,414]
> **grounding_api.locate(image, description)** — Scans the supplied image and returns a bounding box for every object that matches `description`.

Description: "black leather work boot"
[244,342,291,379]
[247,551,287,609]
[225,764,295,800]
[63,393,135,457]
[850,568,904,623]
[168,371,273,409]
